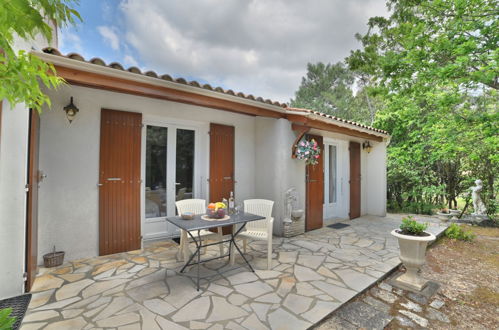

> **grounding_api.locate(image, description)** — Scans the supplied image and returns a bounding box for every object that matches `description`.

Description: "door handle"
[223,177,232,180]
[175,183,181,185]
[308,179,319,182]
[107,178,122,181]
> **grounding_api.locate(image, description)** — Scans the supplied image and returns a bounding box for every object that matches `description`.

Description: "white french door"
[323,140,348,219]
[142,122,200,240]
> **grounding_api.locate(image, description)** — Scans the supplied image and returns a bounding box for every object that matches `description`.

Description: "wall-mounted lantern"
[63,97,79,123]
[362,141,373,153]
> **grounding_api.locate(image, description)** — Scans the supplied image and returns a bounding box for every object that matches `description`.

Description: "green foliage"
[485,199,497,220]
[348,0,498,92]
[399,216,429,236]
[290,62,381,125]
[0,308,16,330]
[388,201,439,215]
[345,0,498,213]
[0,0,81,112]
[445,223,475,241]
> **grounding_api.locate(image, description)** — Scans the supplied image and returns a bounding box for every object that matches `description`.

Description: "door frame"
[141,116,206,240]
[25,109,40,292]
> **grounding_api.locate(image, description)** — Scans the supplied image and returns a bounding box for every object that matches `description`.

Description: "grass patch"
[468,226,499,237]
[468,287,499,306]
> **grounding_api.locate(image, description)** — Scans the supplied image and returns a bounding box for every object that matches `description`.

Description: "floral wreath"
[295,138,321,165]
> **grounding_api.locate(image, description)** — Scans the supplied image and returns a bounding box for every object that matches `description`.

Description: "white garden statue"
[470,179,487,215]
[283,188,297,223]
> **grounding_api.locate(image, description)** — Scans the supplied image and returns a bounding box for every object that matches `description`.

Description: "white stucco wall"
[0,101,30,299]
[37,85,256,263]
[0,28,55,299]
[254,118,306,236]
[366,141,387,216]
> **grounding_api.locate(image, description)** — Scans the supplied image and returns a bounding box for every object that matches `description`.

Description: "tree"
[347,0,498,213]
[348,0,498,93]
[290,62,368,119]
[0,0,81,111]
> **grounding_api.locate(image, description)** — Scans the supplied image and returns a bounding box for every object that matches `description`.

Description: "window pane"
[176,129,195,202]
[145,126,167,218]
[329,145,337,203]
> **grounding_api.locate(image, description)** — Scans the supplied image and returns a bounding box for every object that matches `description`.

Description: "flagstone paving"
[21,215,447,330]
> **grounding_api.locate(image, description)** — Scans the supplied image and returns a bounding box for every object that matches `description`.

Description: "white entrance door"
[143,123,198,240]
[323,140,348,219]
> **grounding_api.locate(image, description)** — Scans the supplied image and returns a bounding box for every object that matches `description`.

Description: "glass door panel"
[175,129,195,202]
[145,126,168,219]
[144,124,197,239]
[328,145,337,203]
[324,143,341,220]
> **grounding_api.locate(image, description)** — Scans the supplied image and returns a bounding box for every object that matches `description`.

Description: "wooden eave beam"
[289,117,383,142]
[53,65,284,119]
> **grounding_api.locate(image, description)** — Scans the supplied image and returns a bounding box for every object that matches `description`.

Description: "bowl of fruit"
[206,202,227,219]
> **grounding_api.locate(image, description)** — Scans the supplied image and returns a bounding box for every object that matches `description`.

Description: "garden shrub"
[388,201,439,215]
[399,216,429,236]
[0,308,15,330]
[445,223,475,241]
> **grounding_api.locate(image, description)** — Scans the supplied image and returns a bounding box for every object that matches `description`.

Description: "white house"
[0,44,389,299]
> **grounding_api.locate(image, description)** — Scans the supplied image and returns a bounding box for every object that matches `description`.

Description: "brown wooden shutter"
[305,135,324,231]
[209,123,235,235]
[99,109,142,255]
[209,123,235,203]
[26,109,40,291]
[349,141,361,219]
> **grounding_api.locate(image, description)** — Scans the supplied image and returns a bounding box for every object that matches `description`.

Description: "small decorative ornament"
[295,138,321,165]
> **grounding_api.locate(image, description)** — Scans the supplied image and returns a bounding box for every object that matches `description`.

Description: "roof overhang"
[34,51,287,119]
[287,111,385,142]
[34,50,390,140]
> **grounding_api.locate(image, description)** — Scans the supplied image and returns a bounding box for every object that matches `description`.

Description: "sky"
[59,0,388,103]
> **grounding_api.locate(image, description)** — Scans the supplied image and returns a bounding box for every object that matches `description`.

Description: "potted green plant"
[391,216,436,291]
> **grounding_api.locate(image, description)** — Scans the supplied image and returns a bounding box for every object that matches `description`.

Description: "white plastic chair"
[238,199,274,269]
[175,199,223,261]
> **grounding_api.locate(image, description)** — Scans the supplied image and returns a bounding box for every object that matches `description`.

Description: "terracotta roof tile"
[160,74,173,81]
[41,47,288,108]
[67,53,84,61]
[109,62,125,70]
[288,107,388,135]
[90,58,106,66]
[145,71,158,78]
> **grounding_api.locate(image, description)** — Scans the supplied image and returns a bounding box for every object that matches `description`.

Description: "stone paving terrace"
[21,215,447,330]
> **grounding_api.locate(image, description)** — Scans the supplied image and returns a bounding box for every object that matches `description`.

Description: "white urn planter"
[391,229,436,291]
